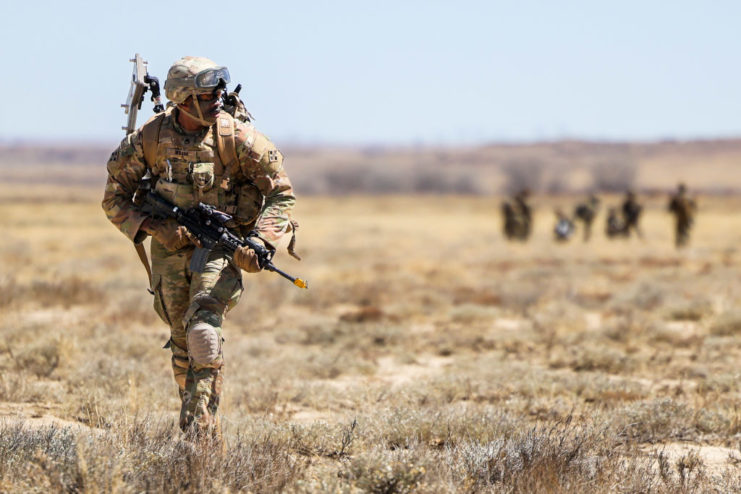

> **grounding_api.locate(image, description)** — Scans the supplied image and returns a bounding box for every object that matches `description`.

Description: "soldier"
[553,208,575,242]
[573,194,600,241]
[668,182,697,248]
[620,190,643,238]
[102,56,296,436]
[605,207,626,238]
[501,189,532,241]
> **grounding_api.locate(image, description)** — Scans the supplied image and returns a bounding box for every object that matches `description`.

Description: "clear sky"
[2,0,740,146]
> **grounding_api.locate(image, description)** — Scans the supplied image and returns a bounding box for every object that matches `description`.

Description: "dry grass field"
[3,183,741,492]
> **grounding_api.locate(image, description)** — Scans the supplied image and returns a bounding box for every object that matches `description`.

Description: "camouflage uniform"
[102,57,295,433]
[620,190,643,238]
[573,195,599,241]
[605,207,626,238]
[668,183,697,248]
[501,190,532,241]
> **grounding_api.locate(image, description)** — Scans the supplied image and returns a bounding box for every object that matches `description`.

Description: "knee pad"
[187,321,222,366]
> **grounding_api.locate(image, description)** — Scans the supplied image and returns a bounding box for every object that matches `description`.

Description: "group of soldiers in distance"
[502,183,697,248]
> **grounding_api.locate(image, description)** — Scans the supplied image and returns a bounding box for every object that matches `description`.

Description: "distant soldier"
[621,190,643,238]
[501,189,533,241]
[573,194,600,241]
[668,182,697,248]
[553,208,575,242]
[605,207,626,238]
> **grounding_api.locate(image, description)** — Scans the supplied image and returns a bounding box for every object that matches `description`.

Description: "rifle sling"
[135,242,154,294]
[216,114,239,177]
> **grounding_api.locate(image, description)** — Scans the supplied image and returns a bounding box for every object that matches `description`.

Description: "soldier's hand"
[143,218,198,251]
[233,245,262,273]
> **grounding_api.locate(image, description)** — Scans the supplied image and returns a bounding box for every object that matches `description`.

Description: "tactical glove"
[142,218,197,251]
[233,245,262,273]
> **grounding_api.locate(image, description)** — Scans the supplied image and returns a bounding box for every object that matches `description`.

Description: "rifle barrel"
[266,264,309,289]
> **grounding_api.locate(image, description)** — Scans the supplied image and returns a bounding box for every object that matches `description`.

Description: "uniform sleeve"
[101,131,150,242]
[234,123,296,244]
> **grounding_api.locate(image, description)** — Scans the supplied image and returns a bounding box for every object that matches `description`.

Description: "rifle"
[142,189,308,289]
[121,53,165,134]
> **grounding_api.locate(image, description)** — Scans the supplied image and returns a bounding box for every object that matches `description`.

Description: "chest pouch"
[190,162,215,191]
[235,182,264,225]
[154,180,196,209]
[190,162,217,203]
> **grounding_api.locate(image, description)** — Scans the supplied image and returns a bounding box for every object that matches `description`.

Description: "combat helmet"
[164,56,230,124]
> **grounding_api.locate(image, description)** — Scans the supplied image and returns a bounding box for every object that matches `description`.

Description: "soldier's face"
[189,90,224,122]
[196,89,223,103]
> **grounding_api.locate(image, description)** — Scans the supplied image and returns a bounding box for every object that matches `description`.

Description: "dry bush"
[339,450,425,493]
[616,399,697,443]
[664,300,713,322]
[709,310,741,336]
[453,420,606,491]
[0,418,306,493]
[9,337,77,379]
[501,159,544,193]
[0,373,58,403]
[649,322,704,349]
[590,159,637,192]
[412,171,480,195]
[449,304,502,325]
[0,276,102,309]
[609,281,666,312]
[568,344,635,374]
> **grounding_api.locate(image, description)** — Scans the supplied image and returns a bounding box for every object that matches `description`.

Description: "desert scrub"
[0,373,60,403]
[449,304,501,325]
[664,299,713,322]
[289,419,358,458]
[565,343,636,374]
[449,419,608,492]
[709,309,741,336]
[360,406,524,452]
[9,337,76,378]
[0,417,307,493]
[0,276,103,309]
[338,449,426,494]
[649,321,704,348]
[614,398,697,443]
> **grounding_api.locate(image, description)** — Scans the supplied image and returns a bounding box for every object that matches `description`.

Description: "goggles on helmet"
[165,67,231,90]
[194,67,230,88]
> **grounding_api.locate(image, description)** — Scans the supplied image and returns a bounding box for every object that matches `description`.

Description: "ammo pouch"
[155,179,223,210]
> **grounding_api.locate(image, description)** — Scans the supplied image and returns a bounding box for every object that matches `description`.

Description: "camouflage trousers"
[150,240,243,433]
[675,220,692,248]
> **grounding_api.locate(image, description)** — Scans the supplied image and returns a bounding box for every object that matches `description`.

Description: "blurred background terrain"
[4,137,741,195]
